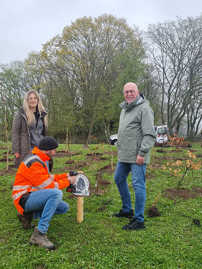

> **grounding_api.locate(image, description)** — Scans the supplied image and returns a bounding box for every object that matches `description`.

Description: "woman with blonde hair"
[12,90,48,167]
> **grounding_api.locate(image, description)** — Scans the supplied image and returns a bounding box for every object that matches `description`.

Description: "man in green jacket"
[114,82,156,230]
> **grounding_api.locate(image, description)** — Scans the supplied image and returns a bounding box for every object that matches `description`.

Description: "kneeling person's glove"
[66,171,90,196]
[66,171,78,192]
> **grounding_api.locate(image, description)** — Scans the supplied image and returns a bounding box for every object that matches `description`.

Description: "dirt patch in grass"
[99,164,114,174]
[147,187,202,217]
[86,152,102,157]
[156,149,166,153]
[86,152,105,161]
[0,157,13,162]
[155,147,186,153]
[56,151,82,157]
[192,186,202,194]
[171,144,192,148]
[89,165,114,196]
[147,206,161,217]
[64,160,90,170]
[164,187,202,200]
[96,167,112,187]
[98,179,111,185]
[86,154,111,162]
[57,150,115,163]
[153,156,187,161]
[104,151,117,156]
[148,163,163,169]
[169,149,183,153]
[167,157,188,161]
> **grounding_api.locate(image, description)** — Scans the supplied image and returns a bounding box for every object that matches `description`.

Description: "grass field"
[0,141,201,269]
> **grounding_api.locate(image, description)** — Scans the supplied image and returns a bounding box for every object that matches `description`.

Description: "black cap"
[39,136,58,150]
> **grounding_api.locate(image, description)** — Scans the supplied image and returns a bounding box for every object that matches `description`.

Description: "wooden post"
[77,196,84,223]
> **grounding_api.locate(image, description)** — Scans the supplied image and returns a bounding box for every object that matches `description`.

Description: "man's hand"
[68,171,84,185]
[136,155,144,165]
[68,175,77,185]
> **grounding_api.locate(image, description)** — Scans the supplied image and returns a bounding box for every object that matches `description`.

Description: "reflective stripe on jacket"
[12,147,70,215]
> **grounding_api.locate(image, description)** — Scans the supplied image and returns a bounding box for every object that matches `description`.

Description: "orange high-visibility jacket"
[12,147,71,215]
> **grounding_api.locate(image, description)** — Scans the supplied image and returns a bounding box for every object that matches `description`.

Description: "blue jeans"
[24,189,69,234]
[114,162,146,222]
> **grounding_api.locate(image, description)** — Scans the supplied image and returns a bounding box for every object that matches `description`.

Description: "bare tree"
[147,16,202,136]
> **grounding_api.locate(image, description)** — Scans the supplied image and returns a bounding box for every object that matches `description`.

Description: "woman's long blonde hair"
[23,90,48,126]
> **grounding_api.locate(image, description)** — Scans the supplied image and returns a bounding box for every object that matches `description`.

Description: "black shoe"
[122,218,145,230]
[113,209,134,218]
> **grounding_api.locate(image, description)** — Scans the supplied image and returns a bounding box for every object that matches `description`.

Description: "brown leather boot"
[30,227,55,250]
[17,212,33,229]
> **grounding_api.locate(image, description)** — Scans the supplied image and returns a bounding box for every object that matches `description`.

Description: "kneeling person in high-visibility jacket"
[12,136,77,250]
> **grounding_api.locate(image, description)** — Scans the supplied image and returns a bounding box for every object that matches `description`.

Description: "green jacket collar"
[120,95,145,111]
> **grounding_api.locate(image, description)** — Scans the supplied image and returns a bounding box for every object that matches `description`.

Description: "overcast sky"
[1,0,202,64]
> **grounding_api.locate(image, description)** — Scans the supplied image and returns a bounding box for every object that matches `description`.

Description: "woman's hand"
[15,152,20,158]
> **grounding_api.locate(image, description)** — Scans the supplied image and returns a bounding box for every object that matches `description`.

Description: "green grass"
[0,142,201,269]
